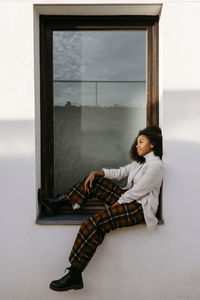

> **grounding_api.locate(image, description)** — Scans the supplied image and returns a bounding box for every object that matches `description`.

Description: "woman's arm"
[84,162,133,193]
[117,164,164,204]
[102,163,132,181]
[84,170,105,193]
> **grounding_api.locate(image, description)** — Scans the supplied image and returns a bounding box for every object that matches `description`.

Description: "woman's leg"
[49,184,144,292]
[65,175,124,208]
[69,200,144,272]
[40,175,123,215]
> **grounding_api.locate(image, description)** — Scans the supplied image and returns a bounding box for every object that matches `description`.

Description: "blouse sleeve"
[102,163,132,181]
[117,164,163,204]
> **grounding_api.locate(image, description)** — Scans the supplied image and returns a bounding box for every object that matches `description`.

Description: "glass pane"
[53,30,147,195]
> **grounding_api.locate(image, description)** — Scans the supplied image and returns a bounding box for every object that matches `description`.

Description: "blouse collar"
[144,151,157,163]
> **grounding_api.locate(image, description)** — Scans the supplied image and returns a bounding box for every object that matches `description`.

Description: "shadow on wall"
[162,90,200,143]
[0,120,37,219]
[161,90,200,224]
[1,126,200,226]
[162,89,200,182]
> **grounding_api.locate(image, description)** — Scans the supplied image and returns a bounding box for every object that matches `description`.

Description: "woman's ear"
[150,144,154,149]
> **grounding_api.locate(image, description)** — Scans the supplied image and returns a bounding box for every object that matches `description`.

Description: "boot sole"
[50,283,84,291]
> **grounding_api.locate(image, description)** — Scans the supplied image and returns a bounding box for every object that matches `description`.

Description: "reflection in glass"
[53,31,147,195]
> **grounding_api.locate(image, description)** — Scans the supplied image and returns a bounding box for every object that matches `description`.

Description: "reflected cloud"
[53,30,146,81]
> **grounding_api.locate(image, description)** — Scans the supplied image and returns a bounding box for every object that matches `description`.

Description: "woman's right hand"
[84,172,96,193]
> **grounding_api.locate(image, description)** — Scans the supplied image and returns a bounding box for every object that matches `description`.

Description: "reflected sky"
[53,30,146,107]
[53,82,146,107]
[53,30,146,81]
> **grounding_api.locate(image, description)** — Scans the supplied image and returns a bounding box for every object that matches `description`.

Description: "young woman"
[40,125,163,292]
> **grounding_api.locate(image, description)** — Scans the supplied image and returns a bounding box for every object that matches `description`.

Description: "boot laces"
[64,267,71,273]
[64,267,73,279]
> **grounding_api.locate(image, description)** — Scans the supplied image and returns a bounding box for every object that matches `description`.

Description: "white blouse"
[102,151,164,231]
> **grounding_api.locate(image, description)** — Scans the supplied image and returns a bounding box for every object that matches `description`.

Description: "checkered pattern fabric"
[65,175,125,207]
[65,175,144,272]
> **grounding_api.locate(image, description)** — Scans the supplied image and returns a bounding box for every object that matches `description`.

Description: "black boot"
[38,189,81,216]
[49,266,83,292]
[38,189,67,216]
[42,193,67,209]
[42,193,81,211]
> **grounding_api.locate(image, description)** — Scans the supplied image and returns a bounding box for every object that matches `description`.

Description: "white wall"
[1,1,200,300]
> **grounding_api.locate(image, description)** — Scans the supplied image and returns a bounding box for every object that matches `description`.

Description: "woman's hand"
[84,170,105,193]
[84,172,96,193]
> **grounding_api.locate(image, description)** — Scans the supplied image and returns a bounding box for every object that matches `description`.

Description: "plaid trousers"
[65,175,144,272]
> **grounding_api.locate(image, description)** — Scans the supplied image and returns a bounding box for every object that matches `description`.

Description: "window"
[37,15,162,224]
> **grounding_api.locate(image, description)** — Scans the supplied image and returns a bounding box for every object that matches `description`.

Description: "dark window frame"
[37,15,163,225]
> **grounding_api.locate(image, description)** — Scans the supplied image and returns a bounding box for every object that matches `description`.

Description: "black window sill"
[36,213,164,225]
[36,213,93,225]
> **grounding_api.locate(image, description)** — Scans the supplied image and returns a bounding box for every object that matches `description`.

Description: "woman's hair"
[129,125,163,163]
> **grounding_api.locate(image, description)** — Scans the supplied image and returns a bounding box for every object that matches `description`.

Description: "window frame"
[38,15,162,224]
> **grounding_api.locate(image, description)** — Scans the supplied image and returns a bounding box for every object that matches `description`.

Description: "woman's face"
[136,135,154,157]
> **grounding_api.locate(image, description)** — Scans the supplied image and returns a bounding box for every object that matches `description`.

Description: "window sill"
[36,213,94,225]
[36,213,164,225]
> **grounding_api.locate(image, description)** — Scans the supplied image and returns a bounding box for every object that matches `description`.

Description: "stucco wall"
[0,1,200,299]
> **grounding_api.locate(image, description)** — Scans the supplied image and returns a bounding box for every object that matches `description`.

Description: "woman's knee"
[93,175,112,189]
[81,215,99,232]
[93,175,102,183]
